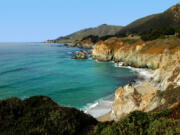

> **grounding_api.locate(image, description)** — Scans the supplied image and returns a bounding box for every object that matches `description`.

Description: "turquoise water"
[0,43,137,109]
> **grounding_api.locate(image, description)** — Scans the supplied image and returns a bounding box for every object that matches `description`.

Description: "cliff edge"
[92,36,180,121]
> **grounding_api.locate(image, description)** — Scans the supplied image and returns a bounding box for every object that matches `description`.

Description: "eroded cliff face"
[93,37,180,90]
[110,82,165,121]
[92,37,180,121]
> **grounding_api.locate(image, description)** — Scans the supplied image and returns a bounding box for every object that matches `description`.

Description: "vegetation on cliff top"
[92,35,180,55]
[45,3,180,44]
[0,95,179,135]
[80,26,180,45]
[89,87,180,135]
[90,108,180,135]
[78,2,180,44]
[140,26,180,41]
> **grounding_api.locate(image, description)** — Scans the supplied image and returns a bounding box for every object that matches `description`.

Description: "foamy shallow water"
[83,95,114,117]
[84,62,153,118]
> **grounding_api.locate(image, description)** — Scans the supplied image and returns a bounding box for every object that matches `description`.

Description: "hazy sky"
[0,0,179,42]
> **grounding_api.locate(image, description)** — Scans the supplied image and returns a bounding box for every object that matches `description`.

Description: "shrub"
[82,35,99,43]
[122,39,137,44]
[92,109,180,135]
[0,96,179,135]
[0,96,97,135]
[99,35,114,41]
[141,27,176,41]
[147,118,178,135]
[175,26,180,37]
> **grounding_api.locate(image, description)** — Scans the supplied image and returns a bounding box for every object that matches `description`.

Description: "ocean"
[0,42,140,117]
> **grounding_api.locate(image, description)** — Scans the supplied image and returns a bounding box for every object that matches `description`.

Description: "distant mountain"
[54,24,123,43]
[117,3,180,35]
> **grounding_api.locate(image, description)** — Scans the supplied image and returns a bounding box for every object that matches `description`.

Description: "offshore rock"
[72,50,87,59]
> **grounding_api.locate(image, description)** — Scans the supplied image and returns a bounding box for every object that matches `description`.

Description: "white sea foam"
[83,95,114,118]
[114,62,123,67]
[114,62,153,86]
[83,62,153,118]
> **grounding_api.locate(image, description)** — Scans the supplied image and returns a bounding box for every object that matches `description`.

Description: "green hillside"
[117,3,180,35]
[55,24,122,42]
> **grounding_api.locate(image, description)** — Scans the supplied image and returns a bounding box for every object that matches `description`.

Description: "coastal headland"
[1,35,179,135]
[1,2,180,135]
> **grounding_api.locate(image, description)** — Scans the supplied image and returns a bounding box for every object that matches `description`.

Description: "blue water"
[0,42,137,109]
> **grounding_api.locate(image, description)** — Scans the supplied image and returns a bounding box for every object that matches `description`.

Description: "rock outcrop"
[92,40,115,61]
[78,38,95,48]
[110,82,165,121]
[69,38,95,48]
[72,50,87,59]
[92,37,180,121]
[92,37,180,90]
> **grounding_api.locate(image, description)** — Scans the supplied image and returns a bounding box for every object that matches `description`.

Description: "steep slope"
[55,24,122,43]
[0,96,179,135]
[92,36,180,121]
[0,96,97,135]
[117,3,180,35]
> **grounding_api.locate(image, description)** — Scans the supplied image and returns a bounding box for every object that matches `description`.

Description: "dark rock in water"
[72,50,87,59]
[64,43,69,46]
[0,96,97,135]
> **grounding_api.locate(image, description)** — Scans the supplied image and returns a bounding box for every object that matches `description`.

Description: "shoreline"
[50,43,179,122]
[83,60,154,119]
[96,64,155,122]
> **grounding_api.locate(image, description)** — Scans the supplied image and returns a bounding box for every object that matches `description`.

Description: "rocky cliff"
[92,37,180,121]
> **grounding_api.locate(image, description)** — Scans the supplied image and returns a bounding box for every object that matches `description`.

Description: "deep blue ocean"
[0,43,137,116]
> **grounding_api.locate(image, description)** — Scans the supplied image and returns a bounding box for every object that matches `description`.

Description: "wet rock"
[64,43,69,46]
[72,50,87,59]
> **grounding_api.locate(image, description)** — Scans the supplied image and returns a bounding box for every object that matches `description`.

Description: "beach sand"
[97,111,112,122]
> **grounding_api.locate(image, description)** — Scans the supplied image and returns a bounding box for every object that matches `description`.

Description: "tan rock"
[72,51,87,59]
[92,43,114,61]
[110,82,163,121]
[92,38,180,121]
